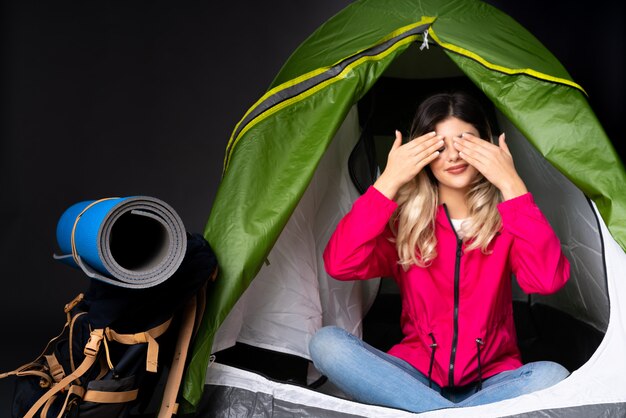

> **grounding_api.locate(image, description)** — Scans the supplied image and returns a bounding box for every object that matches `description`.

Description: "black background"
[1,0,623,413]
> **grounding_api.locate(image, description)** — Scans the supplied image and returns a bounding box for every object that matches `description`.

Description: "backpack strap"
[68,311,87,375]
[157,267,216,417]
[105,318,172,373]
[43,354,65,383]
[49,385,85,418]
[83,388,139,403]
[0,297,88,390]
[23,329,105,418]
[157,294,198,417]
[40,394,56,418]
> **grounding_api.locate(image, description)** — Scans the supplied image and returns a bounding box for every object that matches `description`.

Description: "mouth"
[446,164,469,175]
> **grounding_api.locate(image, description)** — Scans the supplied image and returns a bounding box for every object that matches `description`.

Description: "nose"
[445,137,460,162]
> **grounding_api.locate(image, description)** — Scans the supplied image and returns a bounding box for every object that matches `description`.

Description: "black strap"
[475,338,485,392]
[427,333,438,389]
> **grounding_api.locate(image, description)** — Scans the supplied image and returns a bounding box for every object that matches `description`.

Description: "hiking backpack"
[1,232,217,418]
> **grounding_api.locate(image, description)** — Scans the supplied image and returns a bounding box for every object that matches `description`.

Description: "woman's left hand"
[453,133,528,200]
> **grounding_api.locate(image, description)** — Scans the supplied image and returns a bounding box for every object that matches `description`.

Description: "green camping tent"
[181,0,626,416]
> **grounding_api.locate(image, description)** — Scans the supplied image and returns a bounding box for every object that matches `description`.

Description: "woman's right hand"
[373,130,443,200]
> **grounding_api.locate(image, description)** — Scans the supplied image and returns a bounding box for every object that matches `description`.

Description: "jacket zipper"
[443,205,462,387]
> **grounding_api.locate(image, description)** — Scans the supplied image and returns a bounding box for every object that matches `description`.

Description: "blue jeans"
[309,326,569,413]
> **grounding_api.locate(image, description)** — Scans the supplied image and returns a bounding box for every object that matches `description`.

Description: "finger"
[458,148,480,167]
[459,132,482,144]
[391,130,403,150]
[498,133,511,155]
[411,133,443,151]
[456,133,481,153]
[459,132,495,149]
[414,137,443,161]
[417,149,441,169]
[454,136,488,163]
[422,136,444,156]
[456,137,492,170]
[401,136,439,160]
[413,134,443,154]
[409,131,438,147]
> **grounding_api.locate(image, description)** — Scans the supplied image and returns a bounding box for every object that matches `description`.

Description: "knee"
[309,326,343,360]
[309,326,358,373]
[529,361,570,387]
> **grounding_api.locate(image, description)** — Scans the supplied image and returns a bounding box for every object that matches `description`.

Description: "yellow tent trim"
[222,17,437,172]
[427,26,586,94]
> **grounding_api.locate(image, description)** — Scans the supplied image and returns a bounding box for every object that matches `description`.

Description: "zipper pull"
[420,29,430,51]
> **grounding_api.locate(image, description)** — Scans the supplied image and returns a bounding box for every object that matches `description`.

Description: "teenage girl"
[309,91,570,413]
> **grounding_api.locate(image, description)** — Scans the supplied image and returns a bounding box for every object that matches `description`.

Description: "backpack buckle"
[64,293,85,314]
[84,330,104,357]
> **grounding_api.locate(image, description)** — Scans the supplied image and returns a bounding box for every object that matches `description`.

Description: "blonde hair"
[391,172,502,268]
[390,91,503,269]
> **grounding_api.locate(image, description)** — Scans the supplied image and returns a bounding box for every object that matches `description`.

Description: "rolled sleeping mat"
[54,196,187,289]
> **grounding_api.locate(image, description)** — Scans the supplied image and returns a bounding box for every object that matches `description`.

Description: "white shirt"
[450,218,467,239]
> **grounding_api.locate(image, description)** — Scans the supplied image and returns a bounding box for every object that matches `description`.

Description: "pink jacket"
[323,187,570,388]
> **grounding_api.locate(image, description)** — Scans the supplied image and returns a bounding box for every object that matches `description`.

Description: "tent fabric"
[446,52,626,251]
[269,1,581,90]
[181,0,626,414]
[201,358,626,418]
[201,363,411,418]
[497,113,609,332]
[222,20,433,172]
[211,107,379,359]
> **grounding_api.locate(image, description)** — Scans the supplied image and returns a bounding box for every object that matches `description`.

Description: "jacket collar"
[437,204,461,240]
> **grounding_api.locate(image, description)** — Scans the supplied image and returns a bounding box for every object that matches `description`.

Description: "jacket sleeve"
[498,192,570,295]
[323,186,399,281]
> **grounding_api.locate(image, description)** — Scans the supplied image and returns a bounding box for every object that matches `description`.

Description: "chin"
[437,175,473,190]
